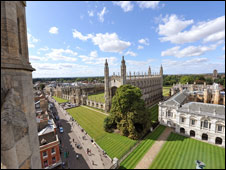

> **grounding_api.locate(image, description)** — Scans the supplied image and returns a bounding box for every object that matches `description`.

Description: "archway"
[111,86,117,98]
[202,133,208,141]
[215,137,222,145]
[190,130,195,137]
[180,128,185,134]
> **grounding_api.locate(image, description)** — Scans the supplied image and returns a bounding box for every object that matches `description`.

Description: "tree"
[40,84,45,90]
[104,85,151,140]
[205,77,213,85]
[180,76,194,84]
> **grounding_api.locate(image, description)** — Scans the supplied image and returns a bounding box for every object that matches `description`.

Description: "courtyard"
[67,106,137,159]
[88,93,105,103]
[149,132,225,169]
[163,86,172,97]
[53,96,69,103]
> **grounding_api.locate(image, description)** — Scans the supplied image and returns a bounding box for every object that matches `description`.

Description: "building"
[213,69,218,80]
[104,56,163,112]
[159,90,225,147]
[1,1,41,168]
[170,83,225,105]
[38,119,61,169]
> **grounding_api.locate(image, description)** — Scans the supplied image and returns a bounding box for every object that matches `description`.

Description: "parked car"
[59,127,64,133]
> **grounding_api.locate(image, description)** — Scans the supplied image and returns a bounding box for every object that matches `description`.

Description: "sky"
[26,1,225,78]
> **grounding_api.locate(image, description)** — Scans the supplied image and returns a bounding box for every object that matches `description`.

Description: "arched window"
[202,133,208,141]
[180,128,185,134]
[215,137,223,145]
[190,130,195,137]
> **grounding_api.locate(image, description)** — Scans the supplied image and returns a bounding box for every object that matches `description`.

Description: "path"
[134,127,173,169]
[81,105,109,116]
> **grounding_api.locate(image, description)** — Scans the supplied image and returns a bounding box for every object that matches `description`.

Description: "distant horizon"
[32,72,225,79]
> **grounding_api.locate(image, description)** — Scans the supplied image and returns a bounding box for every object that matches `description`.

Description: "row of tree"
[163,75,225,87]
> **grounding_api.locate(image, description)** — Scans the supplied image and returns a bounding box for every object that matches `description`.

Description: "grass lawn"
[52,96,68,103]
[163,86,172,97]
[88,93,105,103]
[67,106,137,159]
[148,104,159,123]
[149,132,225,169]
[119,125,166,169]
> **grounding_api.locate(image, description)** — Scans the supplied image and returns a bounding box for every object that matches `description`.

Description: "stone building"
[170,83,225,105]
[104,56,163,112]
[159,90,225,147]
[213,69,218,80]
[1,1,41,169]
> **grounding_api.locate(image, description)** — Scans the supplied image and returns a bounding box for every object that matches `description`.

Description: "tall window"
[181,117,185,123]
[51,148,55,154]
[52,157,56,164]
[191,119,196,126]
[218,125,223,132]
[43,151,47,157]
[17,17,22,54]
[204,120,208,128]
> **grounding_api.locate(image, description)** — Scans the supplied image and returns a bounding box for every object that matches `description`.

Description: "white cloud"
[91,32,131,53]
[79,51,118,65]
[49,27,58,34]
[203,30,225,43]
[88,10,94,17]
[113,1,134,12]
[72,29,93,41]
[161,44,218,58]
[46,48,78,62]
[158,15,225,44]
[90,50,98,57]
[158,14,194,37]
[72,29,131,53]
[30,55,48,61]
[127,59,154,67]
[222,46,225,50]
[27,33,39,48]
[38,47,49,51]
[125,50,137,57]
[138,38,149,46]
[137,45,144,50]
[137,1,160,9]
[98,7,107,22]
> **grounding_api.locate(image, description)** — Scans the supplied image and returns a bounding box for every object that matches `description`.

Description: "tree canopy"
[104,85,151,140]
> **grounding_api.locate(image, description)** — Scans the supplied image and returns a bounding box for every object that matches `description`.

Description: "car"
[59,127,64,133]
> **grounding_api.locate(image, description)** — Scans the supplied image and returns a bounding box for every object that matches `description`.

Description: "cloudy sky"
[26,1,225,78]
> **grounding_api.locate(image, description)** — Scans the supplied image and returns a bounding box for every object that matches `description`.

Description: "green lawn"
[88,92,105,103]
[148,104,159,123]
[149,132,225,169]
[119,125,166,169]
[67,106,137,159]
[52,96,69,103]
[163,86,172,97]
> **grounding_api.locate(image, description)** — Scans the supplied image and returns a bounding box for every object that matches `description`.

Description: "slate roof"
[164,90,188,106]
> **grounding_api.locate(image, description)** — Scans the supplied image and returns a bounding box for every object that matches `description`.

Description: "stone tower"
[1,1,41,169]
[148,66,151,76]
[213,69,218,80]
[160,64,163,76]
[214,89,220,104]
[104,59,110,112]
[121,56,126,85]
[204,89,210,103]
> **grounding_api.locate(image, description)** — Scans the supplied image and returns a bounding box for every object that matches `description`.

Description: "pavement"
[49,97,113,169]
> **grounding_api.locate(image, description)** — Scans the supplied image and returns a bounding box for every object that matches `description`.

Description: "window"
[17,17,22,54]
[43,151,47,157]
[181,117,185,123]
[51,148,55,154]
[218,125,223,132]
[191,119,196,126]
[167,111,171,117]
[52,157,56,164]
[204,120,208,128]
[44,160,48,167]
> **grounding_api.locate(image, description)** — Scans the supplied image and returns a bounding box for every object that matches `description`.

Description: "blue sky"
[26,1,225,78]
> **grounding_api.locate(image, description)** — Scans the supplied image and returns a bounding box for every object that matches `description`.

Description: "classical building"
[1,1,41,169]
[159,90,225,147]
[104,56,163,112]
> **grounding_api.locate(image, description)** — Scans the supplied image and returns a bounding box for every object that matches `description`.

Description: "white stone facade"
[159,91,225,147]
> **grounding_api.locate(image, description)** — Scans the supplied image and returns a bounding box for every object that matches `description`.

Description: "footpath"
[134,127,173,169]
